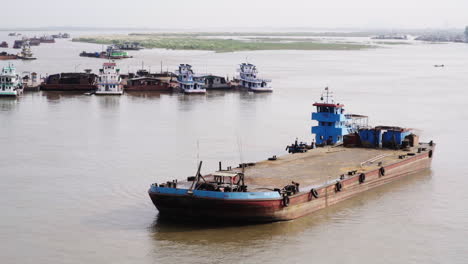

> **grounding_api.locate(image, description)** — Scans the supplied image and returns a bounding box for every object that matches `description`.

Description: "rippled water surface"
[1,32,467,263]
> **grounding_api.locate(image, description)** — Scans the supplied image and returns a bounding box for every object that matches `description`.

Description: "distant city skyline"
[2,0,468,30]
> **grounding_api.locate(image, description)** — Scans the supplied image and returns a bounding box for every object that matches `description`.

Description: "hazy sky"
[4,0,468,29]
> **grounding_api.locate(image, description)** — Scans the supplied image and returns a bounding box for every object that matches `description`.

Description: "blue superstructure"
[311,88,354,145]
[359,129,382,147]
[381,128,411,148]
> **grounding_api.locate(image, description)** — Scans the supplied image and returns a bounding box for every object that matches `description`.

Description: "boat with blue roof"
[237,62,272,92]
[148,88,435,222]
[175,64,206,94]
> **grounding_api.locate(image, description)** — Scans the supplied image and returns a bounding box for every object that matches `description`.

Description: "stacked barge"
[148,88,435,222]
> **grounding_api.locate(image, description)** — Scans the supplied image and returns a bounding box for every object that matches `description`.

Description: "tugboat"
[95,62,124,95]
[148,88,435,222]
[0,64,23,96]
[17,43,37,60]
[237,63,272,92]
[175,64,206,94]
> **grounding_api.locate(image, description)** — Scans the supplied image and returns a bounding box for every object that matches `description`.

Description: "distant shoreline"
[72,33,376,53]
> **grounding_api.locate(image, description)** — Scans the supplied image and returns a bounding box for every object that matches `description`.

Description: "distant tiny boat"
[175,64,206,94]
[95,62,124,95]
[116,42,143,50]
[434,64,445,67]
[39,35,55,43]
[237,63,272,92]
[13,40,24,49]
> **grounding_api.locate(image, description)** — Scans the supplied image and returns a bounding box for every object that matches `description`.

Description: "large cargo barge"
[41,70,98,91]
[148,89,435,222]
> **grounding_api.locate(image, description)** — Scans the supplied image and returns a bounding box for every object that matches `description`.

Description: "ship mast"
[320,87,334,104]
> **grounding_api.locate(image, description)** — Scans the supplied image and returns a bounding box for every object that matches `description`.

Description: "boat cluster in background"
[80,43,143,60]
[0,61,273,97]
[0,33,70,61]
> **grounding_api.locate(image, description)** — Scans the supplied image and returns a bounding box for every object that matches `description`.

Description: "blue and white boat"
[175,64,206,94]
[0,64,23,96]
[237,63,272,92]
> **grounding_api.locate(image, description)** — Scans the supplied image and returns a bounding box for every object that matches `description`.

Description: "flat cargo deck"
[234,144,430,190]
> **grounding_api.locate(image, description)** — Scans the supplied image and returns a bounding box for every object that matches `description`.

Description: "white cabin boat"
[17,42,37,60]
[175,64,206,94]
[0,64,23,96]
[237,63,272,92]
[95,62,123,95]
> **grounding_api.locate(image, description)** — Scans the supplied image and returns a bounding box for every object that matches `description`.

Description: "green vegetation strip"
[73,35,374,52]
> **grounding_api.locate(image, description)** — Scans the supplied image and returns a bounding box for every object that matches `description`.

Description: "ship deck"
[231,144,430,191]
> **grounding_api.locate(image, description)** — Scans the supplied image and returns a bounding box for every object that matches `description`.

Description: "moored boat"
[41,70,98,91]
[21,72,42,91]
[202,74,231,90]
[175,64,206,94]
[0,64,23,96]
[95,62,124,95]
[106,46,132,59]
[79,46,132,60]
[123,69,174,92]
[237,63,272,92]
[148,88,435,222]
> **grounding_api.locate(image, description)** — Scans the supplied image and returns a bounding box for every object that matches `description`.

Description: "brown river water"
[1,31,467,263]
